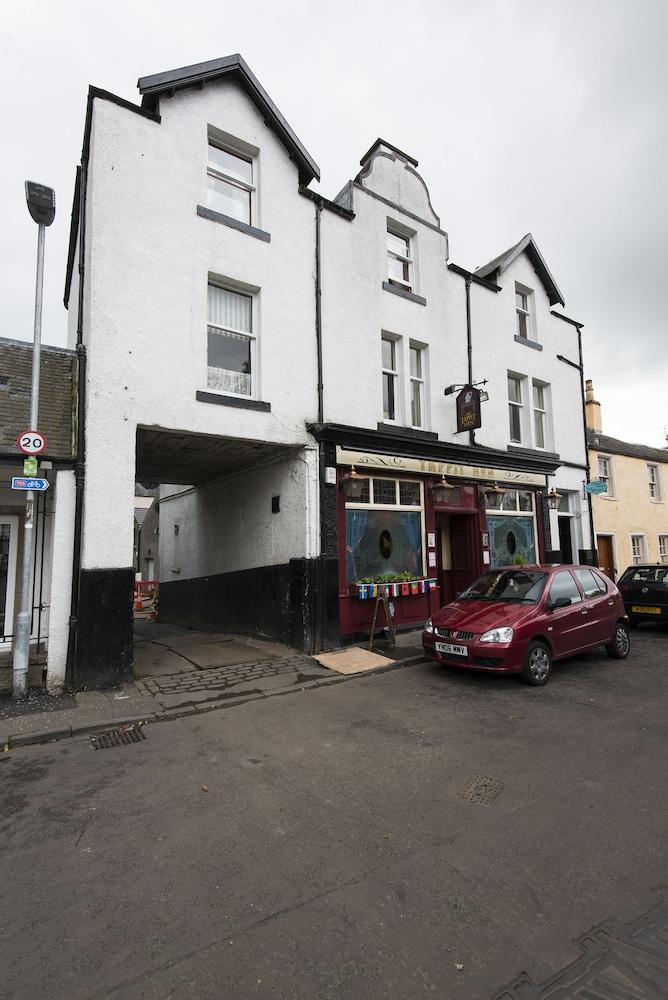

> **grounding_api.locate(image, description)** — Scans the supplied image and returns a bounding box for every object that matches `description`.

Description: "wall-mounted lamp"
[340,465,367,500]
[484,482,506,509]
[431,474,456,504]
[546,487,562,511]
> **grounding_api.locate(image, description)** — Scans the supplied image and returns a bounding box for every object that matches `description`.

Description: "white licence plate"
[435,642,467,656]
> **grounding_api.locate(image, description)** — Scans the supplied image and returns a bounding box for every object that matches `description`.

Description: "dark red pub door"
[451,515,479,596]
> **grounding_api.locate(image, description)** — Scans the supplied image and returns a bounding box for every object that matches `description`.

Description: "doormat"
[313,648,395,674]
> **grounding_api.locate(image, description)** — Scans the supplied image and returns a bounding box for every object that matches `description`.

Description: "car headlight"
[424,618,434,634]
[479,626,513,643]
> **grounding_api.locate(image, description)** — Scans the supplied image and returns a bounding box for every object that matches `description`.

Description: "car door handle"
[607,599,614,605]
[580,609,588,615]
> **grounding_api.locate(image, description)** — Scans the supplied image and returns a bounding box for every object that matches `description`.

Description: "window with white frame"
[631,534,646,565]
[659,535,668,564]
[647,464,661,501]
[387,225,413,292]
[207,284,255,396]
[532,381,549,449]
[508,373,524,444]
[597,455,614,496]
[409,344,425,428]
[344,476,424,582]
[206,134,255,224]
[515,284,533,339]
[382,335,400,421]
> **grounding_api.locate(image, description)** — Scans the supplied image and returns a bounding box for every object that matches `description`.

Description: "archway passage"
[134,425,318,654]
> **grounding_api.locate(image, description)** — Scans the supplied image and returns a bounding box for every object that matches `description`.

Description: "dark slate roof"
[587,427,668,463]
[475,233,565,307]
[137,54,320,185]
[0,338,76,461]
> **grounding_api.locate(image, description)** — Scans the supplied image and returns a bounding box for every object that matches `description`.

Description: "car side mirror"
[547,596,571,611]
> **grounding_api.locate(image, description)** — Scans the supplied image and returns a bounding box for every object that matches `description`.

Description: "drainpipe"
[577,325,597,566]
[465,273,475,446]
[314,198,327,651]
[65,164,87,689]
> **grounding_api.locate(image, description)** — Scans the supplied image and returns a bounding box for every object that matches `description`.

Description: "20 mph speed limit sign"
[17,430,47,455]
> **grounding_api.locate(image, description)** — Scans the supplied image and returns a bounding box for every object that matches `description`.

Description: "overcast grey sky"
[2,0,666,446]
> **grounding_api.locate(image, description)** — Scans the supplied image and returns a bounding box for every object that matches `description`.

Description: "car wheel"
[522,641,552,686]
[605,620,631,659]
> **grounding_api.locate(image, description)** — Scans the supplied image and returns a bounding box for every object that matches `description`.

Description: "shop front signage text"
[336,448,547,487]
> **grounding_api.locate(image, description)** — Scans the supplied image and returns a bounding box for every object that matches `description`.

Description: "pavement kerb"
[2,652,427,750]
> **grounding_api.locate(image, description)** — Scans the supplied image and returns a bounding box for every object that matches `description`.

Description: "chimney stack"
[585,379,602,432]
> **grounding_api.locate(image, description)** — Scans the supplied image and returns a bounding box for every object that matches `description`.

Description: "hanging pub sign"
[456,385,482,433]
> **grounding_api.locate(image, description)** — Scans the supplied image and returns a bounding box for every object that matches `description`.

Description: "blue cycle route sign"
[11,477,50,492]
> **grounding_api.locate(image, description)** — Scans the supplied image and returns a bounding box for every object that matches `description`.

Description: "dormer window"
[387,226,413,292]
[206,132,256,225]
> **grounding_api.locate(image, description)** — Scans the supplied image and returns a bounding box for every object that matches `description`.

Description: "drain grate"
[90,724,146,750]
[458,774,504,805]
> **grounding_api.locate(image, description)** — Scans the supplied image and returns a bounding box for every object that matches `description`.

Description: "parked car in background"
[617,565,668,626]
[423,564,629,685]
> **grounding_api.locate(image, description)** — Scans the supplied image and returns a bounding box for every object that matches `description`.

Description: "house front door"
[450,515,478,597]
[0,517,19,644]
[597,535,615,580]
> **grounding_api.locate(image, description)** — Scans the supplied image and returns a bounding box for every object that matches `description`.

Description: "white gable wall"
[80,81,318,570]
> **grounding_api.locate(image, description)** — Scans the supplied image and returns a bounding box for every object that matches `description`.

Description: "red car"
[422,564,629,685]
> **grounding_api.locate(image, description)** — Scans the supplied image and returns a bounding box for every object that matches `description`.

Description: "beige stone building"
[586,380,668,579]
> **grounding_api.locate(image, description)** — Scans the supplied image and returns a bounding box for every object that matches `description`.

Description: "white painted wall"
[46,469,76,692]
[158,449,318,582]
[79,79,318,570]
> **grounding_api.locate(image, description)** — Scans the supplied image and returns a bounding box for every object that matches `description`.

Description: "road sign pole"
[13,222,45,699]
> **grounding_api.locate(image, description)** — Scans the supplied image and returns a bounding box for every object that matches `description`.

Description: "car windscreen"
[459,570,548,603]
[619,567,668,585]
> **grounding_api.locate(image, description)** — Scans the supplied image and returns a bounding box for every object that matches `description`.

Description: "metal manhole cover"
[458,774,504,805]
[90,724,146,750]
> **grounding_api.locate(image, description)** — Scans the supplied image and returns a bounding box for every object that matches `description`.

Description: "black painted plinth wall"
[159,559,320,652]
[76,568,134,690]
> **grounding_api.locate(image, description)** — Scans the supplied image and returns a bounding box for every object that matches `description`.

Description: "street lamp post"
[13,182,55,699]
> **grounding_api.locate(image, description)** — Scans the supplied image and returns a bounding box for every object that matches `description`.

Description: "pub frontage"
[310,424,561,644]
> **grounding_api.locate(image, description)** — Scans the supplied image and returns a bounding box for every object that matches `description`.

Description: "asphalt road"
[1,626,666,999]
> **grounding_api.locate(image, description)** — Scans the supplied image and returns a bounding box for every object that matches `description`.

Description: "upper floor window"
[382,335,399,422]
[532,381,548,449]
[597,455,614,496]
[387,226,413,292]
[206,136,255,224]
[647,464,661,501]
[515,283,534,340]
[207,283,255,397]
[508,374,524,443]
[409,344,425,428]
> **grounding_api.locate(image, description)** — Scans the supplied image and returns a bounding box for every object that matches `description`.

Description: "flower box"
[350,579,437,600]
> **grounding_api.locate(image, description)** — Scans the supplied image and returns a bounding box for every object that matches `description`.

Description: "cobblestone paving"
[137,654,330,709]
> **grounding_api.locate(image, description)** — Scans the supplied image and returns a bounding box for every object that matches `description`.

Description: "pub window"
[345,477,425,582]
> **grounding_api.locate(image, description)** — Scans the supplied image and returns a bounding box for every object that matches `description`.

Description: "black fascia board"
[299,186,355,220]
[550,310,584,329]
[307,422,560,476]
[359,137,418,168]
[137,54,320,186]
[64,86,161,308]
[447,262,501,292]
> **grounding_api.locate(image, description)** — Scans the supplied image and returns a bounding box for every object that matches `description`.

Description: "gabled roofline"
[137,53,320,185]
[475,232,565,307]
[359,137,418,168]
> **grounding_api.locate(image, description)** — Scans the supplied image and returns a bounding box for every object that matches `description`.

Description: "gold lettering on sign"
[335,448,547,487]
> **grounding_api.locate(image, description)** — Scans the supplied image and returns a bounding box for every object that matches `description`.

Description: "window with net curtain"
[207,284,254,396]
